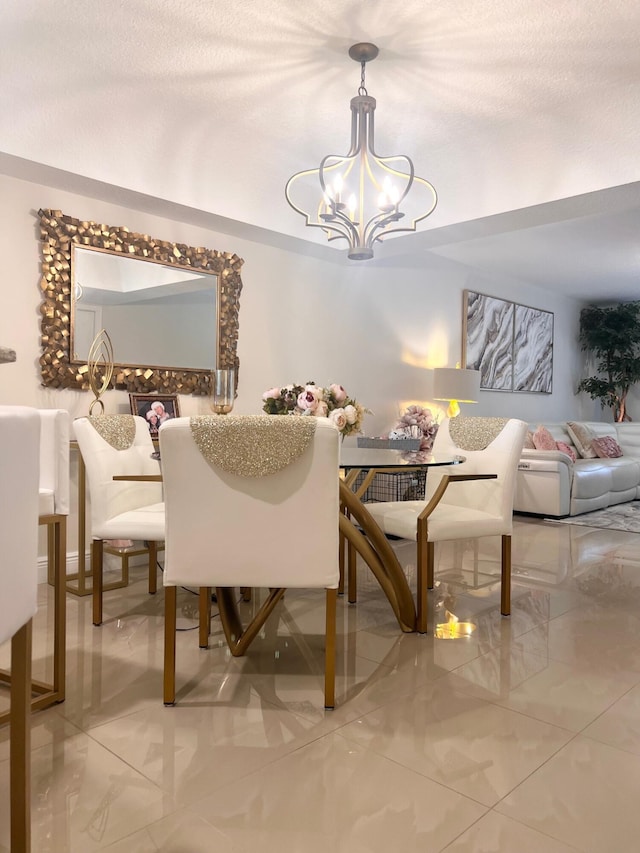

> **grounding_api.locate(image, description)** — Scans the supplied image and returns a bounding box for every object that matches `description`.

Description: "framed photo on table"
[129,393,180,437]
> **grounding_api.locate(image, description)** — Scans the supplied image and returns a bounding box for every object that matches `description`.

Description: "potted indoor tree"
[578,302,640,422]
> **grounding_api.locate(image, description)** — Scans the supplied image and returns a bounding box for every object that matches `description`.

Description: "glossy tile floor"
[2,516,640,851]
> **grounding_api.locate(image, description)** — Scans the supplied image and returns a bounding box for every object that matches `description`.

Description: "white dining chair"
[367,417,527,632]
[160,415,341,708]
[73,415,164,626]
[0,405,40,853]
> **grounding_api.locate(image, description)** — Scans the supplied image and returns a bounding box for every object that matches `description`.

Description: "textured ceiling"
[1,0,640,298]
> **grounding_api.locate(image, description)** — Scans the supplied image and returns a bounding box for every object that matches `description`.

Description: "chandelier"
[285,43,437,261]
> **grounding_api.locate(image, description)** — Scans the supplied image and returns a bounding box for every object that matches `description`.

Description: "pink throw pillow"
[556,440,577,462]
[591,436,623,458]
[533,425,556,451]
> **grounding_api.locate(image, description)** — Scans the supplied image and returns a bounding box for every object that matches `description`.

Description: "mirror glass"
[71,246,218,370]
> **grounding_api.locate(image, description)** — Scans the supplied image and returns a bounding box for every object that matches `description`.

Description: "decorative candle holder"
[211,368,236,415]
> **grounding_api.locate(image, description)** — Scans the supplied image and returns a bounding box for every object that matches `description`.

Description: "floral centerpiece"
[262,382,369,437]
[388,404,440,461]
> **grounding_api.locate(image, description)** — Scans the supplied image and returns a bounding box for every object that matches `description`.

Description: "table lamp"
[433,366,480,418]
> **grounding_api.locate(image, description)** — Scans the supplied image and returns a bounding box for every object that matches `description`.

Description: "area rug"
[545,501,640,533]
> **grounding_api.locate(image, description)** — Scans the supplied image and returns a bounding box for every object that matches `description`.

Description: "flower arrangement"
[388,404,440,461]
[262,382,369,437]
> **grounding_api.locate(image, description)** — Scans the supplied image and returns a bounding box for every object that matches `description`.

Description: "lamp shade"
[432,368,480,403]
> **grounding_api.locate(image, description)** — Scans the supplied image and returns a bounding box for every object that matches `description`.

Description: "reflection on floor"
[2,516,640,851]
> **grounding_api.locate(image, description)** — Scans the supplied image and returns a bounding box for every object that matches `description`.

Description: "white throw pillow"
[566,422,597,459]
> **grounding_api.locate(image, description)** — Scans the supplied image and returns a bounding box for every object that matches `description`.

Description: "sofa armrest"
[519,448,574,471]
[515,450,572,516]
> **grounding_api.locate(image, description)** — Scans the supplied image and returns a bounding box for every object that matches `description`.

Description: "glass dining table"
[338,447,465,633]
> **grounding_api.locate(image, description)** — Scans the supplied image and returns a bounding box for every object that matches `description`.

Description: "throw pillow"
[556,440,577,462]
[533,424,556,451]
[591,436,623,458]
[566,421,598,458]
[524,430,535,449]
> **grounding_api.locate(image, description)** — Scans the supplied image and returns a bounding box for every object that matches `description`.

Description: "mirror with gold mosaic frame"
[38,209,243,395]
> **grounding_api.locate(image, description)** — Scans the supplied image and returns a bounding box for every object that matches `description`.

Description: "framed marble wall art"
[513,303,553,393]
[463,290,553,394]
[463,291,514,391]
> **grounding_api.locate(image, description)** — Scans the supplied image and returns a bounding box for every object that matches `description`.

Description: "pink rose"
[262,386,281,401]
[315,401,329,417]
[330,384,347,404]
[297,387,320,412]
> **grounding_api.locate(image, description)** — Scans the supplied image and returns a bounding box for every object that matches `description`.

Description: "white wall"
[0,170,601,570]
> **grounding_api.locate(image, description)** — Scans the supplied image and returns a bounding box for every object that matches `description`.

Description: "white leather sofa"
[514,421,640,517]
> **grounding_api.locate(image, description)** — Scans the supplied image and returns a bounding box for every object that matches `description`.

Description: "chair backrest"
[38,408,70,516]
[160,415,340,589]
[428,417,527,522]
[73,415,163,530]
[0,406,40,644]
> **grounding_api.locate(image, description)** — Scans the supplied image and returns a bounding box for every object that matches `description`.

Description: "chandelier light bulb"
[285,42,437,261]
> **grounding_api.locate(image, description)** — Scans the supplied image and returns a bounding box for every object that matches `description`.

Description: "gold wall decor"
[37,209,244,395]
[87,328,114,414]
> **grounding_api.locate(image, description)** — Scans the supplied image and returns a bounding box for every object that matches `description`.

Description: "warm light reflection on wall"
[395,323,453,420]
[400,325,450,369]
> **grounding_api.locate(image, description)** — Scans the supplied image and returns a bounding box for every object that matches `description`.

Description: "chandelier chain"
[358,61,368,96]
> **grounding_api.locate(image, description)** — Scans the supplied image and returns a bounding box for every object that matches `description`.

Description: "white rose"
[330,407,347,431]
[344,404,357,425]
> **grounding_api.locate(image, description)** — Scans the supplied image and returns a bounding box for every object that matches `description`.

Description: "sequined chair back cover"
[0,405,40,852]
[160,415,341,708]
[73,415,164,626]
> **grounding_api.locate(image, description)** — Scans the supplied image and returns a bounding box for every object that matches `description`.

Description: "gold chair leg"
[416,521,432,633]
[148,541,158,594]
[164,586,177,705]
[241,587,252,602]
[426,540,435,590]
[10,620,32,853]
[46,523,55,586]
[92,539,104,626]
[53,516,66,701]
[324,588,337,709]
[501,534,511,616]
[338,526,345,595]
[199,587,211,648]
